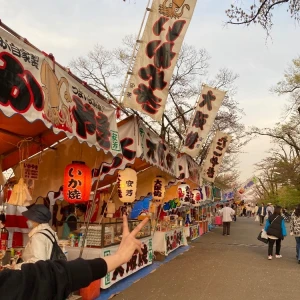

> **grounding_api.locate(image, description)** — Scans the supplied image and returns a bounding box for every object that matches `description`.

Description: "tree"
[226,0,300,34]
[250,115,300,159]
[252,145,300,208]
[273,56,300,114]
[70,36,246,185]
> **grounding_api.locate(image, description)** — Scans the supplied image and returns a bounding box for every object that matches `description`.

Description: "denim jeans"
[295,237,300,260]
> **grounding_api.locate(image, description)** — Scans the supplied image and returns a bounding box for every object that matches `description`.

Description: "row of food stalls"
[0,9,225,297]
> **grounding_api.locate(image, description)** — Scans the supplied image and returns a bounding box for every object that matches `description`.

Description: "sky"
[1,0,300,182]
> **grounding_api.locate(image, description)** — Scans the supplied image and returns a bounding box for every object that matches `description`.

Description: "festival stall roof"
[92,116,201,190]
[0,22,122,172]
[0,110,66,171]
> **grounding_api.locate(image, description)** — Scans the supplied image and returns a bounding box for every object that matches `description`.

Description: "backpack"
[39,229,67,261]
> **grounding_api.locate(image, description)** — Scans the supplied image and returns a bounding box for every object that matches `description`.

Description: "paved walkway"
[114,217,300,300]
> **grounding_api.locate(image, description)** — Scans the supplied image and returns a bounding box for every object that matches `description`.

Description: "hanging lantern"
[117,167,137,203]
[191,189,201,207]
[152,176,166,204]
[63,161,92,203]
[177,182,190,205]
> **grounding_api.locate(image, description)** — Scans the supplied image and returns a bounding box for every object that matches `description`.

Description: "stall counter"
[153,227,187,256]
[65,236,153,289]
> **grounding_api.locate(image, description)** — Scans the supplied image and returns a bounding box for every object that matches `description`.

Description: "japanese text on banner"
[202,131,232,183]
[181,85,226,157]
[123,0,198,121]
[0,27,121,156]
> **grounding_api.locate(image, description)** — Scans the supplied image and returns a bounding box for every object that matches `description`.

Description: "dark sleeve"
[67,216,78,232]
[0,258,108,300]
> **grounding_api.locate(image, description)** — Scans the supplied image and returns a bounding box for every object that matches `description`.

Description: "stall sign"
[202,131,232,183]
[123,0,198,121]
[177,154,201,185]
[181,85,226,157]
[152,176,166,204]
[117,168,137,203]
[177,182,190,205]
[0,27,121,156]
[189,224,200,241]
[101,237,153,289]
[63,161,92,203]
[165,227,184,255]
[94,117,178,181]
[139,121,177,175]
[24,163,39,180]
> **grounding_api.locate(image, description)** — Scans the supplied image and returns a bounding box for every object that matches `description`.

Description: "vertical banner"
[123,0,198,121]
[181,85,226,157]
[202,131,232,183]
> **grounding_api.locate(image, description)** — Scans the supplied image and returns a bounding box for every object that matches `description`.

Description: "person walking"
[264,206,287,260]
[220,203,235,236]
[242,206,247,217]
[231,204,237,222]
[290,204,300,264]
[257,203,267,226]
[266,203,274,217]
[254,204,259,216]
[246,204,252,218]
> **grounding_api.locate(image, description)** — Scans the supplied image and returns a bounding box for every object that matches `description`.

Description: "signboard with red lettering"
[202,131,232,183]
[123,0,198,121]
[101,236,153,289]
[181,85,226,157]
[0,27,121,156]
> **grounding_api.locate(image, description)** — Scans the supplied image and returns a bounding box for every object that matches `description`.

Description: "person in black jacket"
[0,215,148,300]
[264,206,287,260]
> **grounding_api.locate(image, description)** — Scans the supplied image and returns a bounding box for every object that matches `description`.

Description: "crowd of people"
[218,201,300,264]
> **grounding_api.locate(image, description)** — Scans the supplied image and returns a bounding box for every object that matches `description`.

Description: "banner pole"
[119,0,152,104]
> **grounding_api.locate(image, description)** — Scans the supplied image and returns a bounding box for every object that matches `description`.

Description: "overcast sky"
[2,0,300,182]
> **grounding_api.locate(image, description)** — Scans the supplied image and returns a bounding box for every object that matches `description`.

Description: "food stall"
[65,220,153,289]
[0,22,123,276]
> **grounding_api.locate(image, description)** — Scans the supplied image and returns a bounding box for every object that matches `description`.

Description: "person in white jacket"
[14,204,57,269]
[220,203,235,236]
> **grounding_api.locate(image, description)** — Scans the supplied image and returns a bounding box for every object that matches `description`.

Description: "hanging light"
[117,167,137,203]
[63,161,92,203]
[191,189,201,207]
[177,182,190,205]
[152,176,166,204]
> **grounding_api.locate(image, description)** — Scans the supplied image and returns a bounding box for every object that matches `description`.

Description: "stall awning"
[0,23,122,171]
[0,110,66,170]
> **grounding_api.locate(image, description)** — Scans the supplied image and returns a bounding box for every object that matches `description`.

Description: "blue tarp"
[130,195,152,219]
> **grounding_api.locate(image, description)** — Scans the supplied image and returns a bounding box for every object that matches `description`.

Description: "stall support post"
[79,164,104,258]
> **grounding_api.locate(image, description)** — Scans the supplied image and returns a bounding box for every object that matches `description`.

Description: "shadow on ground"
[113,217,300,300]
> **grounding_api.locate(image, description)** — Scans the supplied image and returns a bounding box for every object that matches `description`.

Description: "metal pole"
[79,164,104,258]
[119,0,152,104]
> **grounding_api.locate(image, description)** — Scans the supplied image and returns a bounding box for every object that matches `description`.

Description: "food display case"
[80,220,151,248]
[64,219,153,289]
